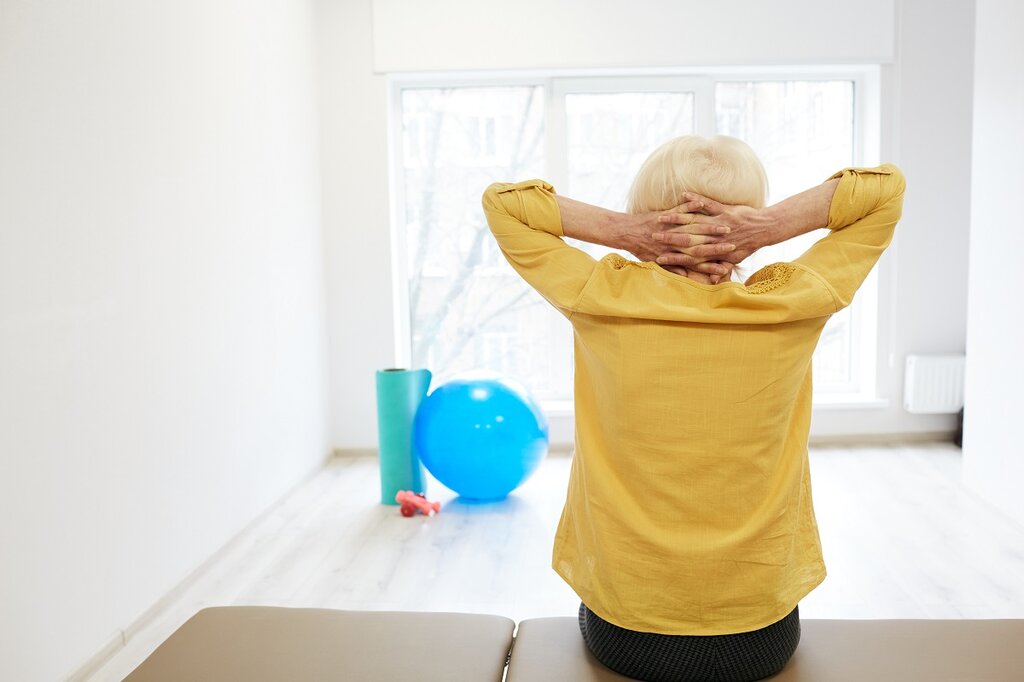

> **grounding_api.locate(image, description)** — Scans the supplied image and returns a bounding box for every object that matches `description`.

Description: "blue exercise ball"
[414,376,549,501]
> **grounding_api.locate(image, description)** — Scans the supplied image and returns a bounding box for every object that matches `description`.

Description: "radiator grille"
[903,354,966,414]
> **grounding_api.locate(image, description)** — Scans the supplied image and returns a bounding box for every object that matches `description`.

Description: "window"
[392,70,880,404]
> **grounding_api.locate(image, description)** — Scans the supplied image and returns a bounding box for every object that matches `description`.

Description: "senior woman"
[482,134,905,682]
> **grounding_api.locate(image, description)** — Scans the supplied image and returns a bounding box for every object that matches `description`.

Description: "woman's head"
[626,135,767,214]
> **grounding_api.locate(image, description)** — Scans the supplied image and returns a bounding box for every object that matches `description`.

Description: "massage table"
[125,606,1024,681]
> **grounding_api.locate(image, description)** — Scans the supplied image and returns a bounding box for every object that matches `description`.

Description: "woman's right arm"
[652,178,841,267]
[793,165,905,308]
[655,164,905,307]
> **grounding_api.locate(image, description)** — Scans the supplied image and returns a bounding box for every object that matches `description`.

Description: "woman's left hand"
[620,200,736,283]
[654,193,769,268]
[624,201,734,261]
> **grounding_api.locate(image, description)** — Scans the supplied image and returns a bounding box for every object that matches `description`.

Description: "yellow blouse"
[482,165,905,635]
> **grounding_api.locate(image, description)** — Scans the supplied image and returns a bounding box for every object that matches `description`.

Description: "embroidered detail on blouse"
[745,263,795,294]
[602,254,640,270]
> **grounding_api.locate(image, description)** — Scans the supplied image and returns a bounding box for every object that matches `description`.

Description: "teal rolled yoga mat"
[375,368,432,505]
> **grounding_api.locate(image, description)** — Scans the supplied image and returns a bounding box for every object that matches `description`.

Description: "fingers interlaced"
[660,258,733,284]
[678,233,737,250]
[681,192,724,215]
[656,253,733,275]
[653,234,736,255]
[668,199,705,214]
[693,242,737,257]
[655,218,731,235]
[657,253,698,267]
[693,261,732,276]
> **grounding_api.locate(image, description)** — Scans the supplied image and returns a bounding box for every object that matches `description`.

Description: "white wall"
[0,1,330,679]
[373,0,896,71]
[316,0,397,451]
[324,0,974,448]
[963,0,1024,526]
[813,0,975,438]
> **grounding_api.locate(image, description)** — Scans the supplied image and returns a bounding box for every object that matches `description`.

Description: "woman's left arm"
[482,180,596,313]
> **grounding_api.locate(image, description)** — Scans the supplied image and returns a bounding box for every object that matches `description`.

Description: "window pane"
[401,86,572,399]
[716,81,857,391]
[566,92,695,211]
[399,80,869,404]
[716,81,854,203]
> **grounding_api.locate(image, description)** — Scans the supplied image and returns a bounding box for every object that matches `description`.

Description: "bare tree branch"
[408,89,453,320]
[409,86,544,372]
[435,287,536,370]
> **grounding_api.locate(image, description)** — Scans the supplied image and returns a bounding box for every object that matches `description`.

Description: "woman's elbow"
[481,182,510,214]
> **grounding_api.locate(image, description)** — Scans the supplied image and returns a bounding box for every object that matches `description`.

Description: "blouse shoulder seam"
[789,262,840,313]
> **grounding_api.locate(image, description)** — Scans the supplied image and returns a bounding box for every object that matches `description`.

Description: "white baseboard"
[332,447,377,458]
[808,431,955,447]
[333,442,577,460]
[65,632,124,682]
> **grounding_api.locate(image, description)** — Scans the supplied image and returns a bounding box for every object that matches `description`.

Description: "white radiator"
[903,354,966,414]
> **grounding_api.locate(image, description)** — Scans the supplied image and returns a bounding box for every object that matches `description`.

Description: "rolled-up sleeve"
[794,164,906,310]
[482,180,596,313]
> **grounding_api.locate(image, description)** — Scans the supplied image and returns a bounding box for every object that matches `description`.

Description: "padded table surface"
[125,606,515,682]
[506,617,1024,681]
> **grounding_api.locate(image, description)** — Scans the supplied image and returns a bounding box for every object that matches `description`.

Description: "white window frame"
[388,65,887,422]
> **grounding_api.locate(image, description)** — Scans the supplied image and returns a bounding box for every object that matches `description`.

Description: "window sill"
[540,400,575,418]
[812,395,890,410]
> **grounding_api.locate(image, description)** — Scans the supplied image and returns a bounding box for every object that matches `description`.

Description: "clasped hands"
[624,193,768,284]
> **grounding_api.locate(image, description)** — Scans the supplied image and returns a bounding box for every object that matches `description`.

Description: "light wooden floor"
[87,443,1024,681]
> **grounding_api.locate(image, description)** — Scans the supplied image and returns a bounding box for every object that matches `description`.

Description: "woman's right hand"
[653,193,775,269]
[621,200,737,281]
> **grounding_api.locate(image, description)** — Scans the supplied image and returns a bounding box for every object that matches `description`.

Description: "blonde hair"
[626,135,768,214]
